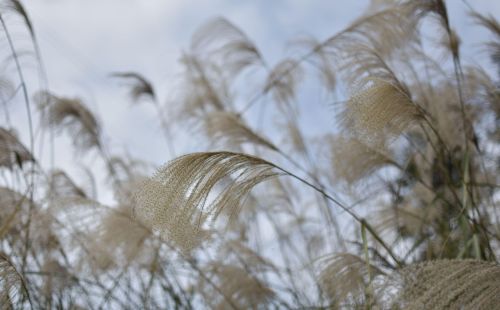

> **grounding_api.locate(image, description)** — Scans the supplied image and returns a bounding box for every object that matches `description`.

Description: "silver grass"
[393,259,500,310]
[41,259,73,297]
[345,5,418,53]
[461,66,498,102]
[438,28,461,59]
[293,36,337,91]
[471,11,500,38]
[358,2,421,52]
[27,208,60,255]
[330,135,394,184]
[3,0,34,37]
[0,187,27,236]
[419,82,475,148]
[0,253,29,306]
[340,44,397,88]
[134,152,280,254]
[39,92,101,152]
[281,120,307,154]
[179,54,231,119]
[51,196,150,271]
[107,156,147,183]
[49,169,87,199]
[0,127,33,169]
[88,203,151,267]
[307,2,420,78]
[201,263,275,310]
[264,59,303,105]
[410,0,450,30]
[111,72,156,102]
[0,2,499,308]
[191,17,263,77]
[471,12,500,113]
[342,78,421,145]
[0,76,15,104]
[203,111,278,151]
[318,253,384,305]
[374,201,442,238]
[219,240,277,273]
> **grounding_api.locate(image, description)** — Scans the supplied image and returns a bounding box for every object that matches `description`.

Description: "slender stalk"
[272,162,403,267]
[0,14,37,274]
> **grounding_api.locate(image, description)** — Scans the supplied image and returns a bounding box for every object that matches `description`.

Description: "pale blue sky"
[8,0,500,201]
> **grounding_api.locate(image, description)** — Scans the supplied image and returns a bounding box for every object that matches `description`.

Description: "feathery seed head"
[134,152,280,254]
[343,78,421,145]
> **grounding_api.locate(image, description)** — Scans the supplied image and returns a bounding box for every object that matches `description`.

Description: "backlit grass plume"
[134,152,281,253]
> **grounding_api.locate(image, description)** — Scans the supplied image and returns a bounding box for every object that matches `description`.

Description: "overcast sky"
[7,0,499,201]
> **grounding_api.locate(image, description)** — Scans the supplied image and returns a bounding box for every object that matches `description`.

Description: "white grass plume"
[134,152,280,253]
[293,36,337,91]
[179,55,230,119]
[89,203,151,267]
[0,127,33,169]
[374,200,442,238]
[201,262,275,309]
[0,187,27,236]
[342,78,421,145]
[318,253,384,306]
[330,135,394,183]
[204,111,278,151]
[38,92,101,152]
[264,59,303,105]
[191,17,264,77]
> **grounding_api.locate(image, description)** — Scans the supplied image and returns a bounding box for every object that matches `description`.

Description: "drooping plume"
[318,253,384,306]
[342,78,421,145]
[134,152,280,253]
[111,72,156,102]
[38,92,101,152]
[203,111,278,151]
[191,17,264,77]
[200,263,275,309]
[264,59,303,105]
[330,135,394,183]
[0,127,34,169]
